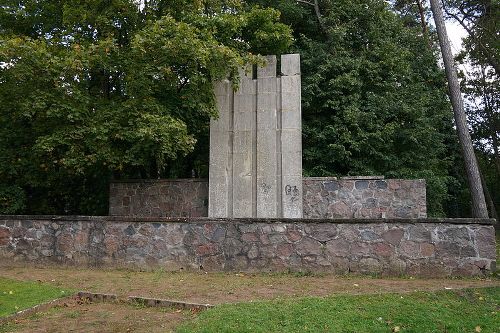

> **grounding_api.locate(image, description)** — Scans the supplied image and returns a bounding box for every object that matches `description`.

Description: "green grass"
[177,287,500,333]
[0,277,71,317]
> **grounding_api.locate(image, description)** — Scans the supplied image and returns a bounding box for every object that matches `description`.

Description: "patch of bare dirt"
[1,265,498,305]
[0,297,190,333]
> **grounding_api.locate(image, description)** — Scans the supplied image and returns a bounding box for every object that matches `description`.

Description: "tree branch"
[296,0,327,33]
[443,2,499,74]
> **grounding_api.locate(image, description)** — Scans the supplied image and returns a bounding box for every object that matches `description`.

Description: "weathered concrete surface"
[280,54,302,218]
[209,80,233,218]
[0,216,495,277]
[256,55,279,218]
[233,67,256,218]
[208,54,303,218]
[110,178,425,219]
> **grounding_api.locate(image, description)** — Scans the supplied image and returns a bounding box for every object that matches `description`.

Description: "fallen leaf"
[475,326,481,332]
[392,326,400,332]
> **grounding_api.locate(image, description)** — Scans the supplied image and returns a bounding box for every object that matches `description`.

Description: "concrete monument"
[209,54,302,218]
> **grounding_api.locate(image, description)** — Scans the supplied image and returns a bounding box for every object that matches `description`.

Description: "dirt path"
[1,265,498,305]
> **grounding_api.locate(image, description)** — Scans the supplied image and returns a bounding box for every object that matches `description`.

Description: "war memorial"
[0,55,496,277]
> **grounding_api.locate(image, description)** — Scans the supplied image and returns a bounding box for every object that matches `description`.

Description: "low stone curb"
[77,291,118,303]
[0,295,74,325]
[128,296,213,310]
[77,291,213,310]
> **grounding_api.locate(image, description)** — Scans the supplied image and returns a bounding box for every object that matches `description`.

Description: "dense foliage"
[0,0,292,214]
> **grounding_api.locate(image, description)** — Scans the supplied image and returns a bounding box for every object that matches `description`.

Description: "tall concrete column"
[209,80,233,217]
[232,67,256,217]
[256,56,279,218]
[280,54,303,218]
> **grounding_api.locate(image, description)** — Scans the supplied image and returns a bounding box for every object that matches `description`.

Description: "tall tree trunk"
[429,0,489,217]
[479,168,498,220]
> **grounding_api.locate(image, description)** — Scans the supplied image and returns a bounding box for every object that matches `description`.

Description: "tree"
[250,0,458,216]
[392,0,431,36]
[0,0,293,214]
[429,0,488,217]
[443,0,499,75]
[457,45,499,219]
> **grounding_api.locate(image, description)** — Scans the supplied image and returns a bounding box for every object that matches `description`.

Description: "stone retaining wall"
[0,216,495,277]
[109,179,208,217]
[109,177,426,219]
[303,177,426,219]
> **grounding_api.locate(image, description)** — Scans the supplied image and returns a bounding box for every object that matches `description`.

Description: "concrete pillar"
[280,54,303,218]
[209,80,233,217]
[232,67,256,217]
[256,56,279,218]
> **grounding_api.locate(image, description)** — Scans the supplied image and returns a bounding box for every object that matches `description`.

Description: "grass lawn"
[0,277,71,317]
[177,287,500,333]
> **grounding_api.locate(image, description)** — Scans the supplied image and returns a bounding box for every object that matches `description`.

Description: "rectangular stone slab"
[209,80,233,217]
[233,74,256,217]
[256,56,278,217]
[280,54,303,217]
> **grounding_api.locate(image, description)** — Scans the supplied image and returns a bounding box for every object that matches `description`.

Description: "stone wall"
[109,179,208,217]
[109,177,426,219]
[0,216,495,277]
[303,177,426,219]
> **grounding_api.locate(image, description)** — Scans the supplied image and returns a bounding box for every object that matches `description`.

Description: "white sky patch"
[446,20,468,73]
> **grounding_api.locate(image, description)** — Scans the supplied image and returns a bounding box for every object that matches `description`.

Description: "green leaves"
[0,1,293,214]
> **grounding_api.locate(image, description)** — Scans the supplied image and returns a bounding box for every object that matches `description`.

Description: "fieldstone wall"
[303,177,426,219]
[109,177,425,219]
[109,179,208,217]
[0,216,495,277]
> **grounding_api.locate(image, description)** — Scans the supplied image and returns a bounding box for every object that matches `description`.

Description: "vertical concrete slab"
[281,54,303,218]
[256,56,278,217]
[209,80,233,217]
[232,67,256,217]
